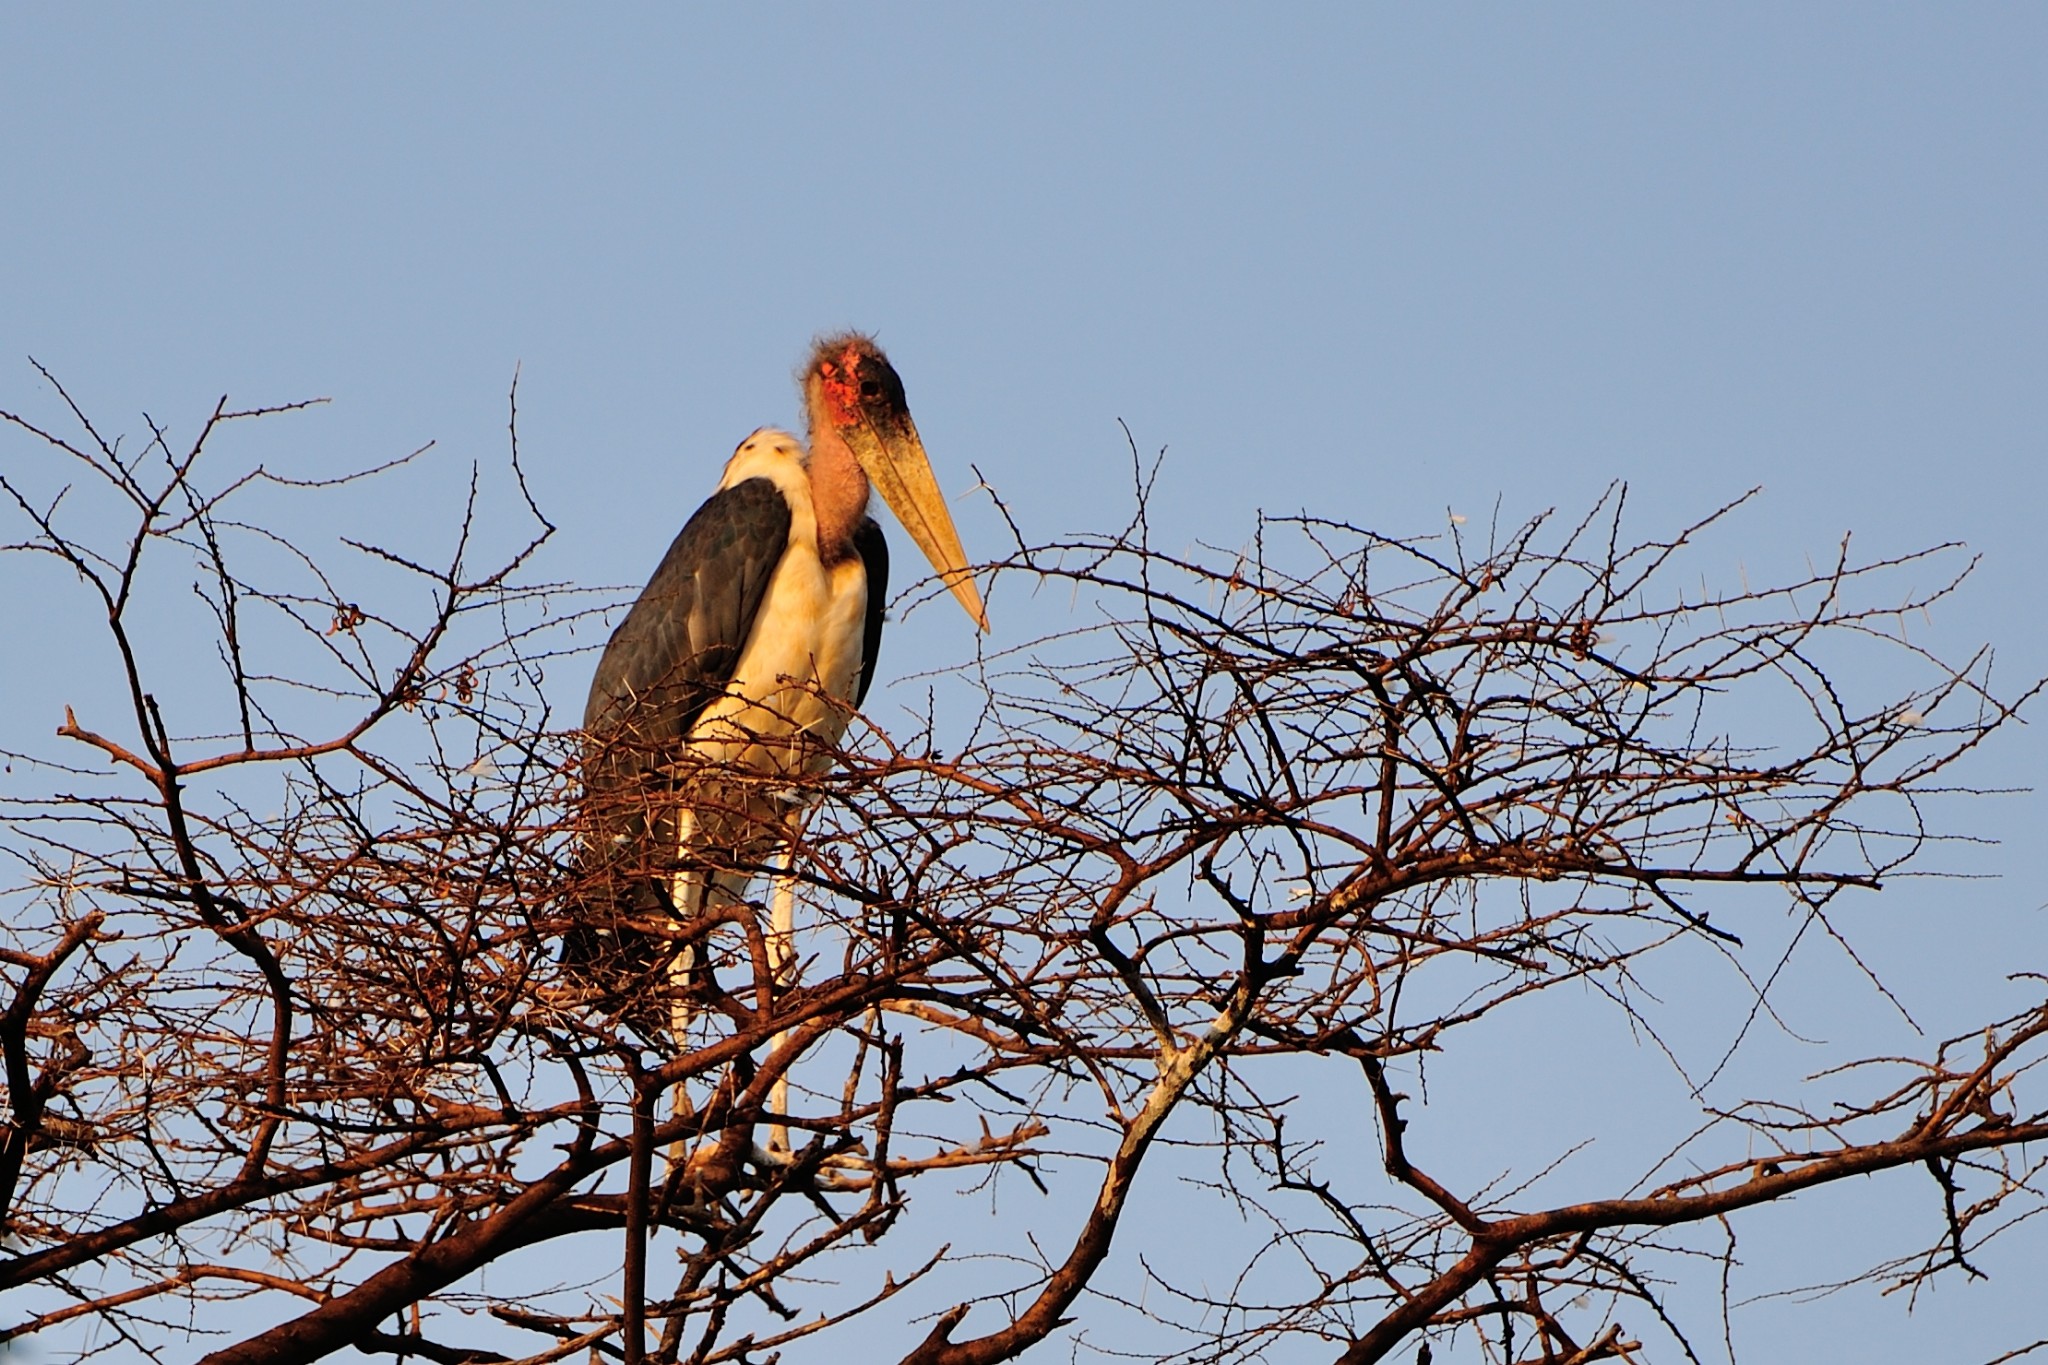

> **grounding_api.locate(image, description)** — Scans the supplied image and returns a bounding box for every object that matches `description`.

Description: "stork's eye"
[860,379,883,398]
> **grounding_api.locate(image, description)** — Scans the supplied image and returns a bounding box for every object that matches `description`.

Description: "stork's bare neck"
[804,421,871,563]
[801,335,889,563]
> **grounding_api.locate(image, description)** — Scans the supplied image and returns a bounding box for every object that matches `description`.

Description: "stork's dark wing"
[569,477,792,1010]
[852,516,889,707]
[583,476,792,753]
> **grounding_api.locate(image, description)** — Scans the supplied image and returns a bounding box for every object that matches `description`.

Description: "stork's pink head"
[796,331,989,632]
[804,333,910,437]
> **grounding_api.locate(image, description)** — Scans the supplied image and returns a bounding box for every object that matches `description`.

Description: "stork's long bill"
[808,337,989,631]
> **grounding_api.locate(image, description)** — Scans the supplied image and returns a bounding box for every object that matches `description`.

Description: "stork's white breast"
[686,429,869,774]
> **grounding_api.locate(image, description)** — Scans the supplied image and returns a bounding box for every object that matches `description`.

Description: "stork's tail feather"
[558,854,686,1044]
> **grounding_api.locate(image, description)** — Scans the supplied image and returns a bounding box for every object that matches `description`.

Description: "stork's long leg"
[665,808,707,1050]
[665,802,802,1170]
[765,846,800,1155]
[665,858,704,1183]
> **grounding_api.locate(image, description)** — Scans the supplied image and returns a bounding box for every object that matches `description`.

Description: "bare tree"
[2,376,2043,1365]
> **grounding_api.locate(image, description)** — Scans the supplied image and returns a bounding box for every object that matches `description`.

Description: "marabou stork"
[574,334,985,1041]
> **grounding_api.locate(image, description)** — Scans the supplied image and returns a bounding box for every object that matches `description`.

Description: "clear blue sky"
[3,8,2044,1362]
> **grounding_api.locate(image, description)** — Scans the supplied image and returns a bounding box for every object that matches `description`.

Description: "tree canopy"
[3,381,2044,1365]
